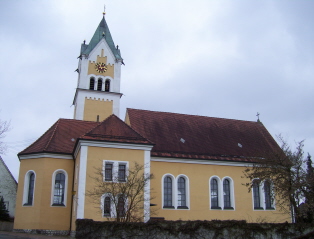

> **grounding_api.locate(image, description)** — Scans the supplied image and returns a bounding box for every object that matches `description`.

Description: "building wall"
[0,157,17,218]
[83,98,113,121]
[150,159,290,223]
[14,157,74,230]
[82,146,146,221]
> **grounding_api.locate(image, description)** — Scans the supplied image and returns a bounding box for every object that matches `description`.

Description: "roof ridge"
[127,108,257,124]
[18,119,60,156]
[43,119,61,152]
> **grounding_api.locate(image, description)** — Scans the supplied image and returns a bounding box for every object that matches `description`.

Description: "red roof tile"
[19,116,151,157]
[79,114,152,145]
[127,108,281,162]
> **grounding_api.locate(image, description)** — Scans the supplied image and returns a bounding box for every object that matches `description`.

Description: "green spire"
[81,16,122,61]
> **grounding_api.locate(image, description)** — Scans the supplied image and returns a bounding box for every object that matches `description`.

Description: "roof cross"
[256,112,260,122]
[103,4,106,16]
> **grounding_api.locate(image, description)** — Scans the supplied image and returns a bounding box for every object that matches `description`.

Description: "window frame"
[252,179,275,210]
[89,77,95,90]
[176,175,190,209]
[103,160,129,183]
[51,169,68,207]
[105,79,110,92]
[222,177,235,210]
[97,78,103,91]
[23,170,36,206]
[210,177,221,209]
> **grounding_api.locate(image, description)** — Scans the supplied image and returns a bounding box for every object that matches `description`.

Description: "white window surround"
[100,193,128,218]
[209,176,235,210]
[252,179,275,211]
[103,160,129,182]
[22,170,36,206]
[161,174,190,210]
[50,169,68,207]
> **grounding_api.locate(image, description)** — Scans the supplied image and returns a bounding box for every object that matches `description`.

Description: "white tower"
[73,13,124,122]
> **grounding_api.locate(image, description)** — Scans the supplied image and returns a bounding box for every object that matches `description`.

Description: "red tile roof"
[126,108,281,162]
[19,115,152,157]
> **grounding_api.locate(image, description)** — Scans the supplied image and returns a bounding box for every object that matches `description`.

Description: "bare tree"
[87,162,154,222]
[0,117,11,155]
[243,135,314,223]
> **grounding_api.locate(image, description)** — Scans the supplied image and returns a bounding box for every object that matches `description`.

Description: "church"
[14,12,290,235]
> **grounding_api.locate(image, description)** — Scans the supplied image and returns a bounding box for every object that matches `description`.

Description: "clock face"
[95,62,107,73]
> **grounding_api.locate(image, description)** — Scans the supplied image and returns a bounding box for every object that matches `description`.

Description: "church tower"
[73,13,123,122]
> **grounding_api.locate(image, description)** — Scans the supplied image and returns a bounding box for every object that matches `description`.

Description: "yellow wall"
[88,52,114,78]
[83,146,146,221]
[14,157,74,230]
[150,160,290,223]
[83,98,113,122]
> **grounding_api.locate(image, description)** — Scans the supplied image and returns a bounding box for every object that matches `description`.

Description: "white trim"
[144,150,151,222]
[152,157,252,167]
[161,174,175,209]
[74,140,153,158]
[209,176,222,210]
[222,176,235,210]
[19,153,73,160]
[50,169,68,207]
[76,146,88,219]
[22,170,36,206]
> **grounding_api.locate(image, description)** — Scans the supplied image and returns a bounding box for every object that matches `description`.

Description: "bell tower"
[73,12,123,122]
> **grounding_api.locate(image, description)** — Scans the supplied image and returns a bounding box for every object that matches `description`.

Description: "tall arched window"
[164,176,173,208]
[177,177,187,208]
[97,79,102,91]
[105,80,110,92]
[264,181,273,209]
[210,178,220,209]
[53,173,65,206]
[103,196,111,216]
[24,172,35,206]
[253,180,262,209]
[223,179,231,208]
[89,78,95,90]
[117,195,125,218]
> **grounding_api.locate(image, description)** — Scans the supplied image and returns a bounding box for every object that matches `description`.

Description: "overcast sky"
[0,0,313,181]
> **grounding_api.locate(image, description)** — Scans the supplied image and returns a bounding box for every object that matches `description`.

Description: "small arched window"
[177,177,187,208]
[25,172,35,206]
[163,176,173,208]
[210,178,220,209]
[103,196,111,216]
[97,79,102,91]
[89,78,95,90]
[53,173,66,206]
[117,195,125,218]
[223,179,231,208]
[105,80,110,92]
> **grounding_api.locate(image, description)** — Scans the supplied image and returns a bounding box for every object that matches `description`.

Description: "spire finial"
[103,4,106,16]
[256,112,260,122]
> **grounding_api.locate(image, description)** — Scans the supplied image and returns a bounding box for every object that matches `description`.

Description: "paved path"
[0,231,72,239]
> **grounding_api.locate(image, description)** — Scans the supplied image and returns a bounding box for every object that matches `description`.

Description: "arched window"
[24,172,35,206]
[97,79,102,91]
[223,179,231,209]
[105,80,110,92]
[89,78,95,90]
[177,177,187,208]
[253,180,262,209]
[53,173,65,206]
[103,196,111,216]
[264,181,273,209]
[163,176,173,208]
[117,195,125,218]
[210,178,220,209]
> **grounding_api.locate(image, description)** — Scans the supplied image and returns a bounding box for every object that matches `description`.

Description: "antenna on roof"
[256,112,260,122]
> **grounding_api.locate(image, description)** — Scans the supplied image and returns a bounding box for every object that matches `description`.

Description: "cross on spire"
[256,112,260,122]
[103,4,106,16]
